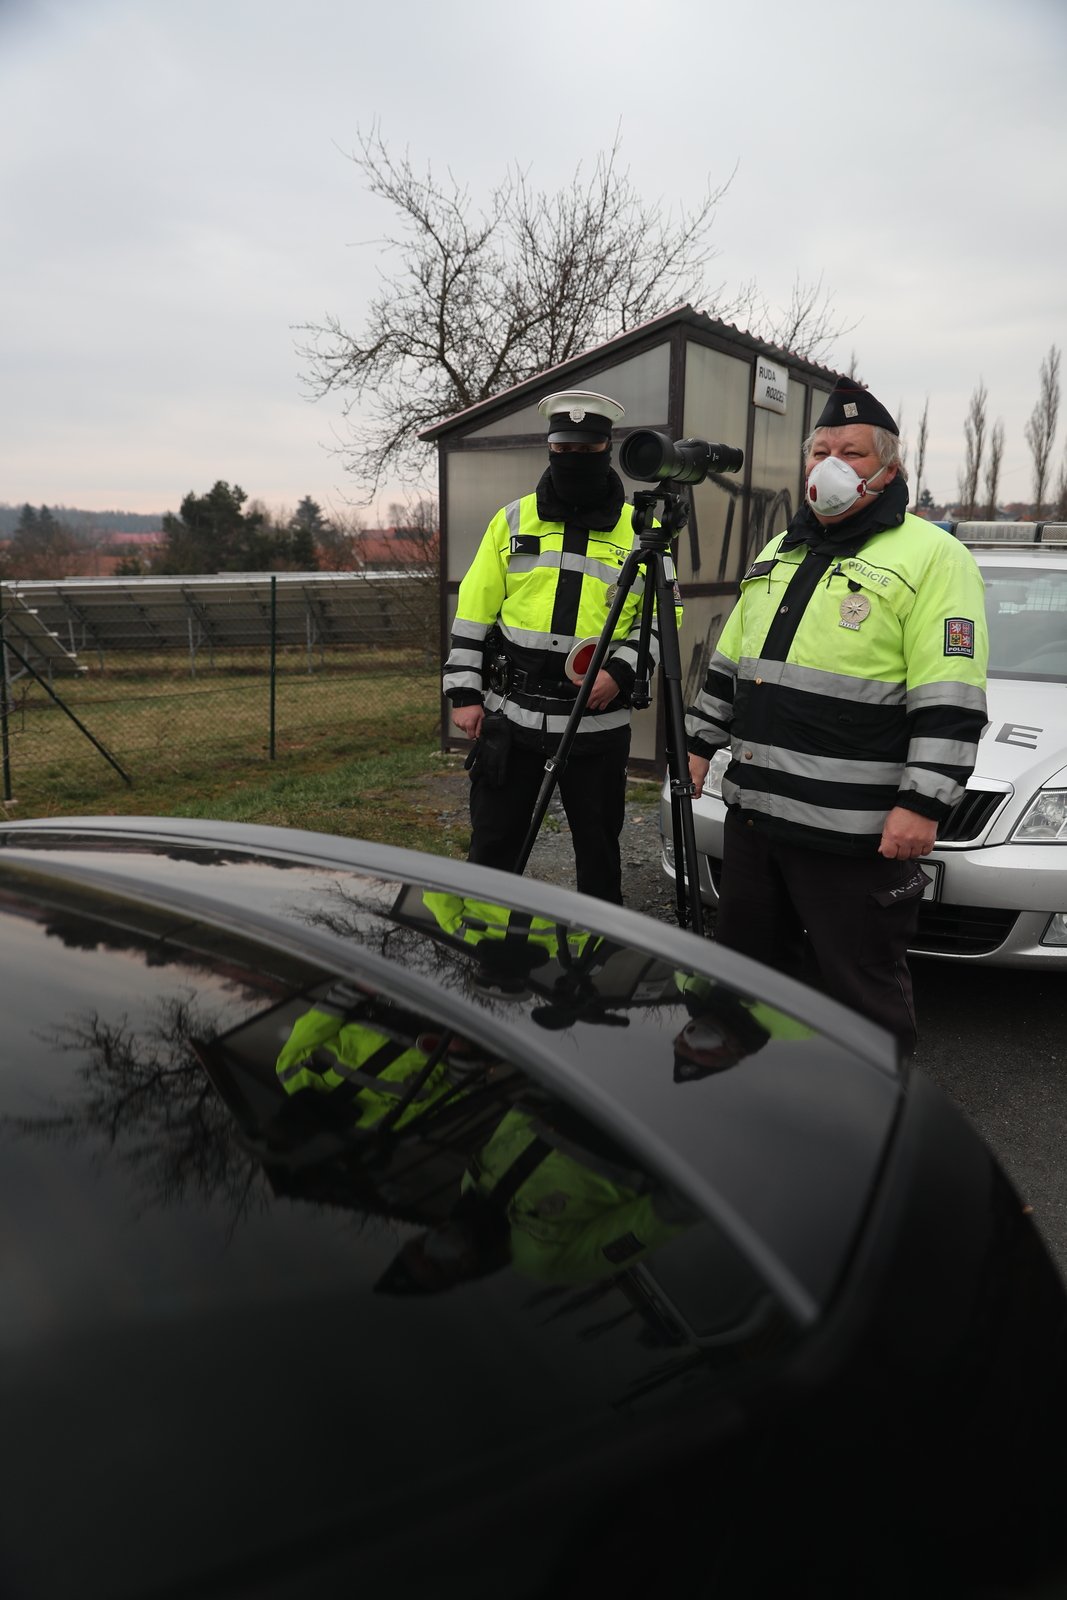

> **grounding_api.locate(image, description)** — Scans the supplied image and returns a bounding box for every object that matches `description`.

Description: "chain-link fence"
[0,573,442,809]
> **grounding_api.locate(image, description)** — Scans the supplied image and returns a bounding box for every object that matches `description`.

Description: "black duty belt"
[510,667,577,699]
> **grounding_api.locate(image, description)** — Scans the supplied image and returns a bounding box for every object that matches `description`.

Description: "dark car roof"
[0,816,898,1313]
[0,817,901,1598]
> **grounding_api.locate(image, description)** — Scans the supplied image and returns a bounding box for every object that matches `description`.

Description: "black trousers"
[715,808,927,1050]
[467,726,631,904]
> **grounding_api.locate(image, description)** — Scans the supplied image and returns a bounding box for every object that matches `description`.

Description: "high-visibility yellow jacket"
[443,493,682,743]
[685,514,988,854]
[421,891,569,956]
[462,1109,688,1284]
[275,1007,457,1131]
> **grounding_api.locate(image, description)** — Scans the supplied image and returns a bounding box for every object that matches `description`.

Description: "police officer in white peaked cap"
[442,387,682,905]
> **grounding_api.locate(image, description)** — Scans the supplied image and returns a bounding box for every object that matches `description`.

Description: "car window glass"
[983,566,1067,677]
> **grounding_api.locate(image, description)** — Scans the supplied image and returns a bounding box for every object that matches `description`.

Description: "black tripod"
[513,486,705,936]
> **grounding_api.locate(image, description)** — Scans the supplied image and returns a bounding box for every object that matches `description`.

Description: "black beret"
[814,379,899,436]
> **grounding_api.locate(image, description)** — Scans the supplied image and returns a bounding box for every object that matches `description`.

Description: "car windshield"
[982,565,1067,679]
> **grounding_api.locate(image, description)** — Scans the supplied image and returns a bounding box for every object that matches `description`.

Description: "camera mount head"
[630,486,690,544]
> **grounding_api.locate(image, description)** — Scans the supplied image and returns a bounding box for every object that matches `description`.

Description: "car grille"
[706,855,1018,957]
[938,788,1006,842]
[913,902,1019,956]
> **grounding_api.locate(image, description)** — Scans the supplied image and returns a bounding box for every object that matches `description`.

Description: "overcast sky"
[3,0,1065,524]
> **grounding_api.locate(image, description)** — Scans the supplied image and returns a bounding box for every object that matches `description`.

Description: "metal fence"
[0,573,442,808]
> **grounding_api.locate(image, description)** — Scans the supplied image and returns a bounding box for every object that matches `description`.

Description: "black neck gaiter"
[536,455,626,532]
[547,450,613,508]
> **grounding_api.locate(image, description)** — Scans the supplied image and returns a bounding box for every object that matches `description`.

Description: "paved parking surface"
[522,796,1067,1276]
[913,960,1067,1277]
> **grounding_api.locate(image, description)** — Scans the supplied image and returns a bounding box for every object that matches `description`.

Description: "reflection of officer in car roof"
[422,889,592,999]
[419,889,662,1026]
[271,981,484,1140]
[375,1103,695,1296]
[671,972,815,1081]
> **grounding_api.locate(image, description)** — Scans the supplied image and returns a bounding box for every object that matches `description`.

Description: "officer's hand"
[878,806,937,859]
[585,668,620,711]
[689,754,711,795]
[452,703,485,740]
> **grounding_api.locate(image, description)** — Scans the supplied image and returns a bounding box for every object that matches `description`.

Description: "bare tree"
[957,380,989,517]
[385,495,439,571]
[382,494,441,652]
[733,271,855,365]
[1054,450,1067,522]
[317,506,366,570]
[298,126,851,499]
[913,398,930,511]
[1025,345,1061,517]
[895,401,908,480]
[983,419,1005,518]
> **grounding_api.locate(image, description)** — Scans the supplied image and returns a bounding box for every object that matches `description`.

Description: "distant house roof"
[419,303,841,442]
[348,527,438,569]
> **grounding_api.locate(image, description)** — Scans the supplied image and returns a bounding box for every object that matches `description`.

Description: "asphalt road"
[911,958,1067,1277]
[518,791,1067,1277]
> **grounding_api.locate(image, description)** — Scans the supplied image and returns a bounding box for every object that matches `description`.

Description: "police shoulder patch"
[944,618,975,657]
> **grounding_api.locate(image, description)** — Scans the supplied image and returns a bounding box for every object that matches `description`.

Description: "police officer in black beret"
[685,379,988,1049]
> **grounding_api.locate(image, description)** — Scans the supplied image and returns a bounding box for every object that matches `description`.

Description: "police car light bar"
[944,521,1067,543]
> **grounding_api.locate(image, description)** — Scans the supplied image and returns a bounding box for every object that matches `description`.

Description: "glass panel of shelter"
[681,342,751,589]
[463,345,672,440]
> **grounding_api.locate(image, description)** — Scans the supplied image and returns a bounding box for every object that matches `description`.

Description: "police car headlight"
[1012,789,1067,843]
[701,749,732,799]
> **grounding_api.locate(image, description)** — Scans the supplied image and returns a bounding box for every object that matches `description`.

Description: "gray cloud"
[2,0,1065,517]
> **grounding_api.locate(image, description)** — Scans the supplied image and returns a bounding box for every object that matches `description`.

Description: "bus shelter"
[422,305,845,771]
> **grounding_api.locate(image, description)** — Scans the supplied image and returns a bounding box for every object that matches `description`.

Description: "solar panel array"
[1,571,433,670]
[2,593,86,677]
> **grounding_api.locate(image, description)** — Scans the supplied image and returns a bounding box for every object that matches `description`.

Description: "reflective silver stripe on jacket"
[443,617,492,694]
[328,1065,434,1098]
[737,657,908,706]
[906,736,983,767]
[524,1115,652,1193]
[609,642,640,673]
[906,680,988,714]
[897,767,965,808]
[719,782,892,835]
[729,740,904,788]
[500,621,658,666]
[686,651,738,740]
[483,691,631,734]
[277,1058,316,1087]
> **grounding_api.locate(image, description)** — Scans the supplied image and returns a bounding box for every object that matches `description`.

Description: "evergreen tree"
[6,504,80,578]
[284,496,326,568]
[157,482,268,573]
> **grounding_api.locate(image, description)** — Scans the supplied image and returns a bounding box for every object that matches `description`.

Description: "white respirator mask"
[806,454,889,516]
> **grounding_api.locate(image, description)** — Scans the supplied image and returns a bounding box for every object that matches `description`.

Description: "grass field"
[1,653,461,855]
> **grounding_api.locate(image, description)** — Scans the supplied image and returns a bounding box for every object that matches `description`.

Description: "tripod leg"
[512,545,645,879]
[650,553,705,937]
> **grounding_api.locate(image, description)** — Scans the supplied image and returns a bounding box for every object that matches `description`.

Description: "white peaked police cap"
[537,390,625,443]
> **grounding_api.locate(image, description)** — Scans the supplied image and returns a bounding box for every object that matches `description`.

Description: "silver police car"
[662,522,1067,966]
